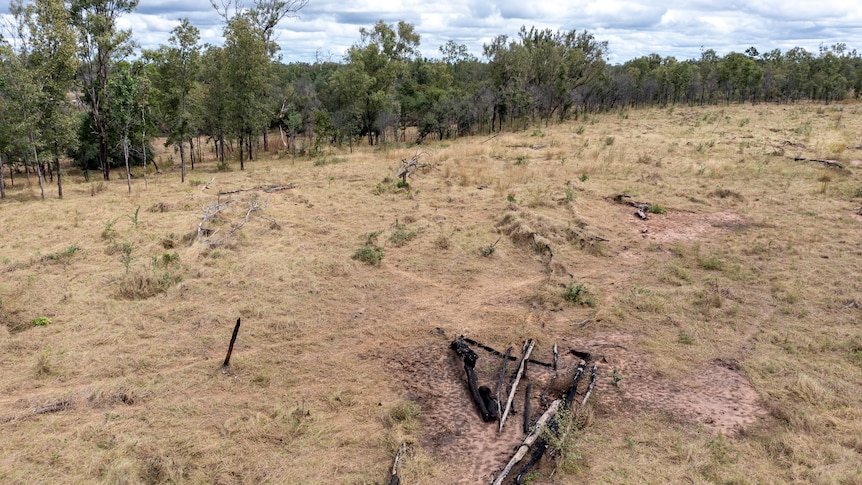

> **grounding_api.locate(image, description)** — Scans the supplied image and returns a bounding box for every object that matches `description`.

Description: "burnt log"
[451,337,493,422]
[564,360,587,410]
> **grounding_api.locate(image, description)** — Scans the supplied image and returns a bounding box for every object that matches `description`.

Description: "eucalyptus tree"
[107,62,149,192]
[145,19,200,182]
[69,0,139,181]
[13,0,80,198]
[343,20,420,145]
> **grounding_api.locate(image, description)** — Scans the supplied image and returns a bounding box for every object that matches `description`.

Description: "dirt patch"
[638,211,746,243]
[574,331,768,436]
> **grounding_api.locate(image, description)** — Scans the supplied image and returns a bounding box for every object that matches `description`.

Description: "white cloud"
[1,0,861,64]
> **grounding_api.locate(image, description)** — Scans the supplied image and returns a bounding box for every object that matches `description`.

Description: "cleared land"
[1,103,861,484]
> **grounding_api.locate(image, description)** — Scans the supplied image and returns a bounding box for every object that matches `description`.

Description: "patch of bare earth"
[637,210,747,244]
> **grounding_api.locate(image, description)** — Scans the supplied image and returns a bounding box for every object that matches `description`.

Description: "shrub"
[31,317,52,326]
[564,282,596,307]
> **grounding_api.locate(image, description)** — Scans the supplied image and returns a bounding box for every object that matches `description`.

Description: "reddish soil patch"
[637,211,746,243]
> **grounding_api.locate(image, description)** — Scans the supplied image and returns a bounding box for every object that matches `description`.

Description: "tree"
[15,0,79,198]
[145,19,200,182]
[107,62,148,192]
[223,13,271,169]
[69,0,139,181]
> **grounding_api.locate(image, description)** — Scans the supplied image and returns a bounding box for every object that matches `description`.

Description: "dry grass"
[1,102,862,483]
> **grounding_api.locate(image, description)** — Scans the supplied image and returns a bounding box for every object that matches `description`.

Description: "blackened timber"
[462,336,553,368]
[523,384,532,434]
[222,318,241,367]
[564,360,587,410]
[495,346,513,426]
[450,337,493,422]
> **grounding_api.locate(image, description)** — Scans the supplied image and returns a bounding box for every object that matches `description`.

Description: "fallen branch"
[564,360,587,410]
[217,183,297,198]
[570,318,592,327]
[500,339,535,432]
[495,346,513,427]
[389,442,406,485]
[222,317,241,367]
[492,399,561,485]
[451,337,493,422]
[32,399,72,414]
[463,336,553,368]
[581,363,598,406]
[200,176,215,191]
[523,383,532,434]
[793,157,844,169]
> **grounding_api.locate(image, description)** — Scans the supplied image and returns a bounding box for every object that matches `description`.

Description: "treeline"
[1,0,861,200]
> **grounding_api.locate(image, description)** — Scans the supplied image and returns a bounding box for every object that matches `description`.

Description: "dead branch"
[199,197,275,247]
[793,157,844,169]
[523,383,532,434]
[389,442,406,485]
[32,399,72,414]
[200,176,215,191]
[581,363,598,406]
[492,399,561,485]
[564,360,587,410]
[395,152,431,184]
[217,183,297,200]
[495,346,513,427]
[451,337,493,422]
[500,339,535,432]
[198,200,234,242]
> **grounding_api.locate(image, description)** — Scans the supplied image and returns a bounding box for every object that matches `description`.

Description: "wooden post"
[223,318,241,367]
[523,383,532,434]
[552,343,558,371]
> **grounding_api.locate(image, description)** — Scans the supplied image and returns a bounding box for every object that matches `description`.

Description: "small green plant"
[128,206,143,226]
[396,179,409,189]
[647,204,667,215]
[678,332,695,345]
[388,220,416,247]
[604,136,615,146]
[481,238,500,257]
[47,243,80,264]
[152,252,180,270]
[514,154,529,165]
[188,178,203,187]
[506,193,517,203]
[610,367,624,387]
[579,173,589,182]
[565,187,575,202]
[31,317,52,327]
[352,231,385,266]
[102,217,119,241]
[35,344,53,376]
[119,242,134,273]
[564,281,596,307]
[576,125,585,135]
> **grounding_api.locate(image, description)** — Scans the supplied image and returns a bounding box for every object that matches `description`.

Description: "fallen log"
[500,339,535,432]
[524,384,532,434]
[480,386,498,421]
[463,336,553,368]
[581,363,598,406]
[492,399,561,485]
[217,183,297,197]
[564,360,587,410]
[451,337,493,422]
[389,442,406,485]
[793,157,845,169]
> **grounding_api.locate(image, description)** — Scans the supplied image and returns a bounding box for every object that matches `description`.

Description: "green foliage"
[604,136,615,146]
[579,173,589,182]
[102,218,119,241]
[481,238,500,257]
[31,316,52,326]
[46,243,79,263]
[507,193,517,203]
[514,154,529,165]
[564,281,596,307]
[610,367,624,387]
[388,220,416,247]
[565,188,575,202]
[119,242,134,273]
[127,206,143,226]
[678,332,695,345]
[353,231,385,266]
[647,204,668,214]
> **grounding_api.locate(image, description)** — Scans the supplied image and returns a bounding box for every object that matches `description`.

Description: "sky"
[2,0,862,64]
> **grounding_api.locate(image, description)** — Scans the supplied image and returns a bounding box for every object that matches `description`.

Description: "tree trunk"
[0,153,6,199]
[189,136,195,170]
[55,156,63,199]
[123,136,132,193]
[180,135,187,183]
[31,135,45,200]
[262,129,268,152]
[239,135,245,170]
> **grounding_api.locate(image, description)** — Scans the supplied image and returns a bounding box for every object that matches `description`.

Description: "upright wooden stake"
[223,318,241,367]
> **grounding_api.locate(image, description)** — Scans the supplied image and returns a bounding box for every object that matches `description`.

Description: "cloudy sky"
[3,0,862,64]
